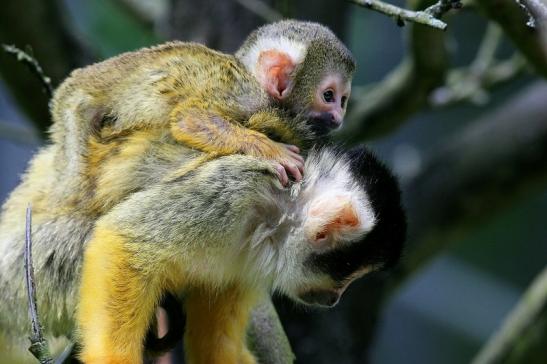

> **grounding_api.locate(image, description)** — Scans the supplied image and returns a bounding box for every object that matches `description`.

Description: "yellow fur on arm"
[77,227,162,364]
[184,284,259,364]
[246,110,301,146]
[169,100,287,160]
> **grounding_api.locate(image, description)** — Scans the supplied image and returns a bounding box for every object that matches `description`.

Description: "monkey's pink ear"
[257,50,296,100]
[306,196,362,248]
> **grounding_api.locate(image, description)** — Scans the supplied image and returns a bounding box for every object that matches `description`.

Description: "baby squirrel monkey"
[51,20,355,184]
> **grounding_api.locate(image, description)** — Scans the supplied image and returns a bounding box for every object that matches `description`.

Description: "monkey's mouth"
[308,116,342,136]
[297,289,341,308]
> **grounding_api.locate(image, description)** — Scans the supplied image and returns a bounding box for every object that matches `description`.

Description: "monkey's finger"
[288,151,305,165]
[286,154,304,175]
[293,157,305,175]
[274,163,289,186]
[284,144,300,154]
[283,162,302,182]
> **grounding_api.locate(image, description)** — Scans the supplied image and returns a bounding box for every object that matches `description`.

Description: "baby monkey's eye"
[341,96,348,108]
[323,90,335,103]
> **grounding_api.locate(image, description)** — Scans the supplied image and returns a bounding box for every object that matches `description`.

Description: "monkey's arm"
[248,295,295,364]
[77,155,282,364]
[170,99,304,184]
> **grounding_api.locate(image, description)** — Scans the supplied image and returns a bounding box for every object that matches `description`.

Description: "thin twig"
[516,0,537,28]
[431,54,526,106]
[425,0,464,17]
[470,23,503,74]
[348,0,462,30]
[430,23,527,106]
[524,0,547,22]
[25,205,53,364]
[2,44,53,98]
[475,0,547,78]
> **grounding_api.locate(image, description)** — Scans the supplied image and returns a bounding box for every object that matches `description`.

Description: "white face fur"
[237,148,377,307]
[239,37,307,79]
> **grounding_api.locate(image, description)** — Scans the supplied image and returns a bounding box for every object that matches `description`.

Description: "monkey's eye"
[341,96,348,108]
[323,90,335,103]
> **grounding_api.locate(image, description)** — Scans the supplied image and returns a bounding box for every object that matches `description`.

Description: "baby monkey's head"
[236,20,356,137]
[270,146,406,308]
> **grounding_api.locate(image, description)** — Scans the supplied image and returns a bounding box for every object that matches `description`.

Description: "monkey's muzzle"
[309,112,343,136]
[298,289,341,308]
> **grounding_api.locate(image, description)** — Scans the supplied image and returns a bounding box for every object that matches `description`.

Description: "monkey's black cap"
[307,145,407,282]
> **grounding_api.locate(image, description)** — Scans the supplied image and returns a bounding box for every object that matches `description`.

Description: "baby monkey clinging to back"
[51,20,355,185]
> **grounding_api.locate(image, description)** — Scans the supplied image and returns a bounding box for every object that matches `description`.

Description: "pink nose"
[328,109,343,127]
[315,112,341,129]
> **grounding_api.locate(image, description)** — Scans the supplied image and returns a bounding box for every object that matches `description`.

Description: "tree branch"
[516,0,538,28]
[337,0,450,143]
[25,206,53,364]
[524,0,547,24]
[2,45,53,98]
[475,0,547,78]
[431,24,528,106]
[337,0,547,144]
[348,0,461,30]
[431,53,527,106]
[0,0,81,134]
[470,22,504,73]
[472,266,547,364]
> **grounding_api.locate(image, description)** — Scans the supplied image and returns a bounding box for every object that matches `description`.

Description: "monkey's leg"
[77,227,162,364]
[184,284,259,364]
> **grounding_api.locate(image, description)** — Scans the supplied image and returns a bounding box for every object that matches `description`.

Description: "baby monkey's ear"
[257,50,297,100]
[305,193,371,251]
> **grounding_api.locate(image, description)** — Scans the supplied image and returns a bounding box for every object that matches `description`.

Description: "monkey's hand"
[170,104,304,185]
[269,142,304,186]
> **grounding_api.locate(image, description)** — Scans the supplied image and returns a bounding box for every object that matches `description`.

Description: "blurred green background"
[0,0,546,363]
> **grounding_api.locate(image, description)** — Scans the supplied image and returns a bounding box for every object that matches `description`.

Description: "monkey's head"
[236,20,356,137]
[270,146,405,308]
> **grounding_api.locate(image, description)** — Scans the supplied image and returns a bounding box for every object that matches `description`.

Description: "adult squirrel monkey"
[76,146,405,364]
[51,20,355,185]
[0,136,405,363]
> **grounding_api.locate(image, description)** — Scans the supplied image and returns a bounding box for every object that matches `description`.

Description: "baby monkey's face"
[308,73,352,131]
